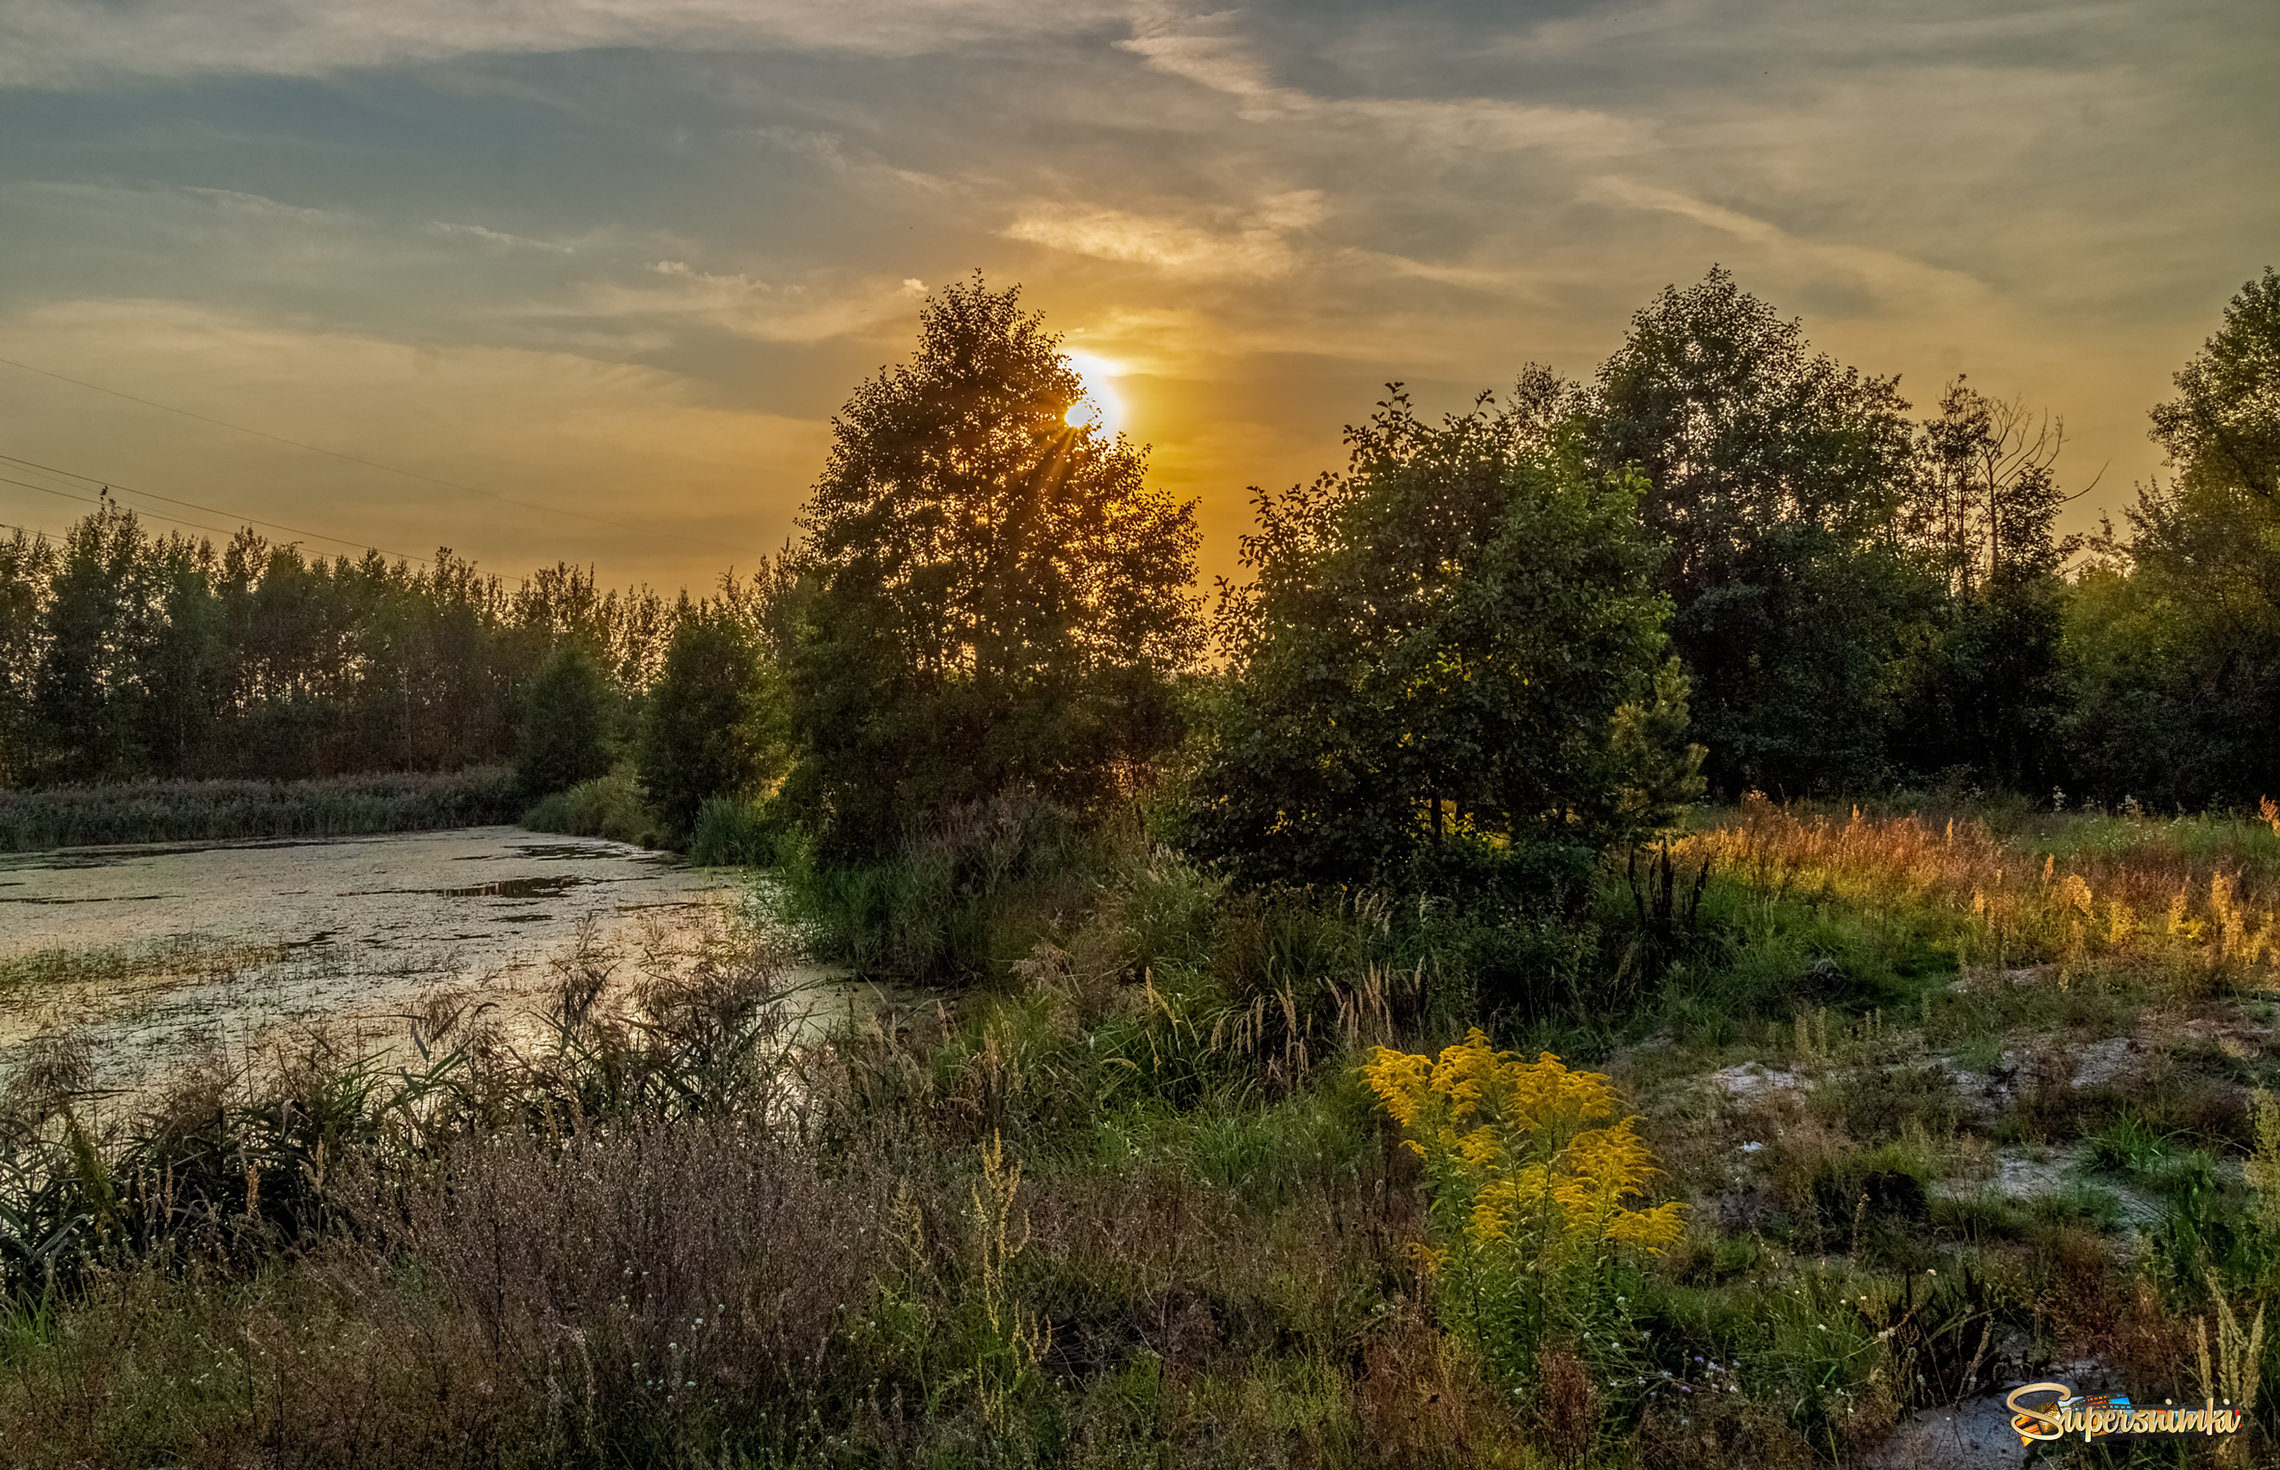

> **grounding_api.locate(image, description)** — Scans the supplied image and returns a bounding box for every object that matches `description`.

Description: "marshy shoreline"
[0,768,525,854]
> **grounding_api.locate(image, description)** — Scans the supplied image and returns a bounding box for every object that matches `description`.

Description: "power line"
[0,451,436,567]
[0,460,543,589]
[0,472,251,546]
[0,352,766,558]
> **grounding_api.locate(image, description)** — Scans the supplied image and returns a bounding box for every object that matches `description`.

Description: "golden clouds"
[1002,192,1324,280]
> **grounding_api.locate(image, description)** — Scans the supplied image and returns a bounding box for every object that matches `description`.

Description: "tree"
[137,533,228,776]
[2060,269,2280,808]
[638,610,780,838]
[34,501,154,783]
[1891,379,2080,790]
[516,641,616,798]
[0,529,55,786]
[1181,390,1700,893]
[783,276,1201,854]
[2151,267,2280,501]
[1586,268,1917,794]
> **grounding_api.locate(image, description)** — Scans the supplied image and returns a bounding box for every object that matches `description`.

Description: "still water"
[0,827,853,1097]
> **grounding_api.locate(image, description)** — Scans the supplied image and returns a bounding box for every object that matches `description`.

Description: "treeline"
[744,267,2280,901]
[0,512,764,790]
[4,266,2277,856]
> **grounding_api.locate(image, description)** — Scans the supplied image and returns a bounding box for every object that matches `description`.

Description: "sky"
[0,0,2273,592]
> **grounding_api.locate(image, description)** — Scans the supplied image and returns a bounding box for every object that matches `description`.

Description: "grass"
[4,797,2280,1465]
[0,768,520,852]
[518,768,663,848]
[0,935,289,1005]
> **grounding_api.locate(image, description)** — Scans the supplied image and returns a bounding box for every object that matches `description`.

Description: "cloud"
[426,221,578,255]
[0,0,2266,590]
[1584,175,1994,312]
[180,186,342,224]
[0,0,1138,87]
[738,127,956,198]
[1002,192,1324,280]
[1117,10,1648,158]
[0,298,828,578]
[564,263,929,344]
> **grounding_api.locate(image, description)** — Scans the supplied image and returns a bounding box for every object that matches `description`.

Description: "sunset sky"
[1,0,2273,591]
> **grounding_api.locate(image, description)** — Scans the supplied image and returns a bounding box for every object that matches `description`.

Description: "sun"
[1063,353,1128,435]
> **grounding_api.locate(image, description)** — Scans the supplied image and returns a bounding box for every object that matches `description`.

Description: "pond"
[0,826,859,1101]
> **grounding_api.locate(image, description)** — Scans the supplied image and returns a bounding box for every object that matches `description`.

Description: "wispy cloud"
[426,221,577,255]
[0,0,2268,588]
[565,263,929,345]
[1003,192,1324,280]
[0,0,1138,86]
[1118,10,1648,158]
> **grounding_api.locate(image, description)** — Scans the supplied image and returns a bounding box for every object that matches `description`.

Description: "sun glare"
[1064,353,1128,434]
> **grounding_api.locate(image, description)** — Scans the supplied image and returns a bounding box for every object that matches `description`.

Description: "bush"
[520,769,659,847]
[1362,1029,1685,1397]
[689,795,779,866]
[769,792,1087,982]
[1181,390,1698,893]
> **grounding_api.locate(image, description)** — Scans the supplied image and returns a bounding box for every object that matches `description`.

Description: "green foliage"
[689,795,779,866]
[2051,269,2280,808]
[0,768,519,851]
[1183,389,1698,894]
[1587,268,1918,796]
[33,503,158,782]
[514,641,615,798]
[519,768,659,847]
[0,506,692,789]
[0,530,53,788]
[636,610,783,839]
[1889,379,2078,792]
[2153,265,2280,503]
[770,792,1088,982]
[782,276,1201,857]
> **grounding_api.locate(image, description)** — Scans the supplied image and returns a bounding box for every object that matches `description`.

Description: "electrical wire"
[0,452,436,567]
[0,472,252,545]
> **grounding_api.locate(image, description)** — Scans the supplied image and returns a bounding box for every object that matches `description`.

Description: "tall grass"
[518,768,661,848]
[770,793,1102,983]
[0,768,519,852]
[1681,794,2280,985]
[7,797,2280,1465]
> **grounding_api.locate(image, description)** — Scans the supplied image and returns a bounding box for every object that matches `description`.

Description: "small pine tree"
[516,642,615,799]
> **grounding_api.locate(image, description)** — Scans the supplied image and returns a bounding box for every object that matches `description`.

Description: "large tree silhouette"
[782,277,1201,853]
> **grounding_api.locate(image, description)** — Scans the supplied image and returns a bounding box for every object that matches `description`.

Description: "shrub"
[519,769,659,847]
[689,795,778,866]
[770,792,1089,983]
[1362,1029,1683,1390]
[1181,391,1699,893]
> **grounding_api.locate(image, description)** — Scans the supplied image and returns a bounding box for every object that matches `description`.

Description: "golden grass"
[1679,795,2280,986]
